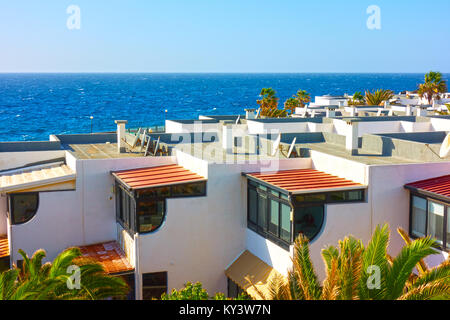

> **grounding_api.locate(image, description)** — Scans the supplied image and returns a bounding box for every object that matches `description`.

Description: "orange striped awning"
[0,235,10,258]
[76,241,134,275]
[112,164,206,190]
[245,169,365,194]
[405,175,450,201]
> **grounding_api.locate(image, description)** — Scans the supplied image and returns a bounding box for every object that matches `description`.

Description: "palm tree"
[418,71,448,104]
[0,247,129,300]
[295,90,311,107]
[365,89,394,106]
[257,88,279,117]
[349,92,365,105]
[255,224,450,300]
[284,98,300,115]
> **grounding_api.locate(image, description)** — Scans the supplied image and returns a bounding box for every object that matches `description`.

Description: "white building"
[0,109,449,300]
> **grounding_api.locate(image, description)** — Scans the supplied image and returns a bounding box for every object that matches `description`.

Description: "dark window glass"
[138,186,171,198]
[116,186,123,221]
[280,204,291,242]
[257,193,267,231]
[428,201,444,246]
[347,190,364,201]
[411,196,427,238]
[329,191,345,202]
[248,188,258,226]
[294,205,324,241]
[447,207,450,249]
[295,194,326,203]
[171,182,206,197]
[227,278,244,298]
[122,191,130,228]
[269,199,279,236]
[142,272,167,300]
[137,200,165,233]
[0,257,10,273]
[10,194,39,225]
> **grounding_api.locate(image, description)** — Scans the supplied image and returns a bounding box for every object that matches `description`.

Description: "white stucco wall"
[0,151,65,171]
[0,194,7,236]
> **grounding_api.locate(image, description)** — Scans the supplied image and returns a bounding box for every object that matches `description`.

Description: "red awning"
[405,175,450,201]
[112,164,206,190]
[245,169,365,194]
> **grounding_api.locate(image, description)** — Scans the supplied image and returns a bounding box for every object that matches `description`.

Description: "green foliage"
[161,281,250,300]
[257,88,280,117]
[365,89,394,106]
[0,248,129,300]
[419,71,448,104]
[348,92,365,105]
[260,224,450,300]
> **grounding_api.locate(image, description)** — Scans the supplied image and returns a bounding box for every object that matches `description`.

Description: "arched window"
[9,193,39,225]
[293,205,325,242]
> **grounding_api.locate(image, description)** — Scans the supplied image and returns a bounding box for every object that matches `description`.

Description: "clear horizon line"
[0,71,448,74]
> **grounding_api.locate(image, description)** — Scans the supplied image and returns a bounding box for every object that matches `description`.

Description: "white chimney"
[405,105,412,116]
[222,123,233,153]
[326,106,336,118]
[416,106,428,117]
[345,120,359,155]
[115,120,128,153]
[350,107,357,117]
[245,108,256,119]
[384,101,390,108]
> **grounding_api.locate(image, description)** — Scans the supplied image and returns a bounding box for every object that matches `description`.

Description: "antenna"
[287,137,297,158]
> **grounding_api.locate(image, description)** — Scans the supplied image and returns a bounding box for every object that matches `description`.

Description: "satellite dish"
[439,133,450,158]
[271,133,281,157]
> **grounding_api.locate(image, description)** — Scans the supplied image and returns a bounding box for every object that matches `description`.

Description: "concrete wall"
[0,194,7,236]
[0,151,65,171]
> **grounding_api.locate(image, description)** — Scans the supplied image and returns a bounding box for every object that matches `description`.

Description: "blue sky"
[0,0,449,73]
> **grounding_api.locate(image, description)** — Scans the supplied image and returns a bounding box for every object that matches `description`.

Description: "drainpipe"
[134,233,142,300]
[115,120,128,153]
[345,120,359,155]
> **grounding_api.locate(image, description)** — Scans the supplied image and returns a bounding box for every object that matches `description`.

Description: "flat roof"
[112,164,206,190]
[245,169,365,194]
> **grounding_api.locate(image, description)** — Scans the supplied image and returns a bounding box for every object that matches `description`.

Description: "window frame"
[142,271,168,300]
[8,192,40,225]
[408,192,449,252]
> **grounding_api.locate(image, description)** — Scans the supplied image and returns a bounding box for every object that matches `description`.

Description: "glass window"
[347,190,363,201]
[142,272,167,300]
[137,200,165,233]
[295,193,326,203]
[138,186,171,198]
[248,188,257,226]
[294,205,324,241]
[269,199,279,236]
[329,191,346,202]
[411,196,427,238]
[227,278,244,299]
[171,182,206,197]
[257,193,267,232]
[428,201,444,245]
[10,193,39,225]
[280,204,291,242]
[447,207,450,249]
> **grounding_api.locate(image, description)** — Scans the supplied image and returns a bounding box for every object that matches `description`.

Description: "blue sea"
[0,73,446,142]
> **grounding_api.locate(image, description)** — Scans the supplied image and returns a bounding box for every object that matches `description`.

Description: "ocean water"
[0,73,444,142]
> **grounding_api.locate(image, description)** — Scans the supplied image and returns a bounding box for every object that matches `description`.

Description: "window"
[9,193,39,225]
[293,190,364,205]
[0,257,10,273]
[428,201,445,246]
[112,273,135,300]
[294,205,324,241]
[411,196,427,238]
[247,182,292,249]
[227,278,244,298]
[409,194,449,251]
[116,181,206,235]
[137,200,165,233]
[142,272,167,300]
